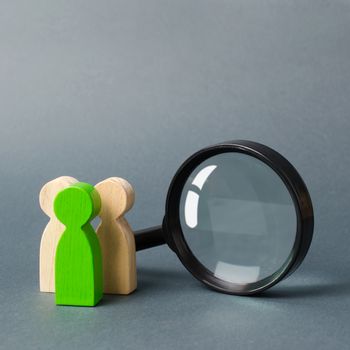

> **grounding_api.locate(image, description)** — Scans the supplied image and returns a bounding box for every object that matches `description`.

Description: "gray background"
[0,0,349,349]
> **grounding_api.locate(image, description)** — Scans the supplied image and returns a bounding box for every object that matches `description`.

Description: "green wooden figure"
[54,182,103,306]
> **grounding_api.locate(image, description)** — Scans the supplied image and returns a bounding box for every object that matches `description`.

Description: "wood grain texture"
[39,176,78,293]
[95,177,137,295]
[54,182,103,306]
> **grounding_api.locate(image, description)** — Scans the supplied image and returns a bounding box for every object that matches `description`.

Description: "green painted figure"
[54,182,103,306]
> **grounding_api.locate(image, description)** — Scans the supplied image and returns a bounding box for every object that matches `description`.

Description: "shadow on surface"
[137,267,195,289]
[137,266,350,300]
[260,279,350,299]
[98,267,198,306]
[97,267,350,305]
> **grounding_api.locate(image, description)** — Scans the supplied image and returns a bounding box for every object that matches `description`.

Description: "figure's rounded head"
[54,182,101,226]
[39,176,78,217]
[95,177,135,219]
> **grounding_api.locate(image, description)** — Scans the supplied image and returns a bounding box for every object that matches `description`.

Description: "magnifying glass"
[134,140,314,295]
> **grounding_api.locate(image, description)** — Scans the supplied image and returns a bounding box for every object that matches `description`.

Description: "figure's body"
[96,177,137,295]
[39,176,78,292]
[54,182,103,306]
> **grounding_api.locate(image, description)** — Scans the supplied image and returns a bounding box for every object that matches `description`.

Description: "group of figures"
[39,176,137,306]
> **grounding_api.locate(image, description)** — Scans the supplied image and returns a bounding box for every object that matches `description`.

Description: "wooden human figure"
[39,176,78,293]
[95,177,137,295]
[54,182,103,306]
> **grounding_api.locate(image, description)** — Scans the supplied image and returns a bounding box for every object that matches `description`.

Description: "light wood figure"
[95,177,137,295]
[39,176,78,293]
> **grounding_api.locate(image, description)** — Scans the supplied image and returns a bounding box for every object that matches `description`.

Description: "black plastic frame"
[161,140,314,295]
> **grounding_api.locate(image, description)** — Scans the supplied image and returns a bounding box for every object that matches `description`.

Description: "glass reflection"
[180,152,297,285]
[184,165,217,229]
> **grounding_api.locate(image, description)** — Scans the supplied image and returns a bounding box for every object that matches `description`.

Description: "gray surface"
[0,0,349,349]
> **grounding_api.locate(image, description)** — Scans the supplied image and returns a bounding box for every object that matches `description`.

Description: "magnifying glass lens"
[179,152,297,285]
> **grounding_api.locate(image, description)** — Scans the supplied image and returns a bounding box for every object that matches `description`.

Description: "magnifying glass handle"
[134,225,165,251]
